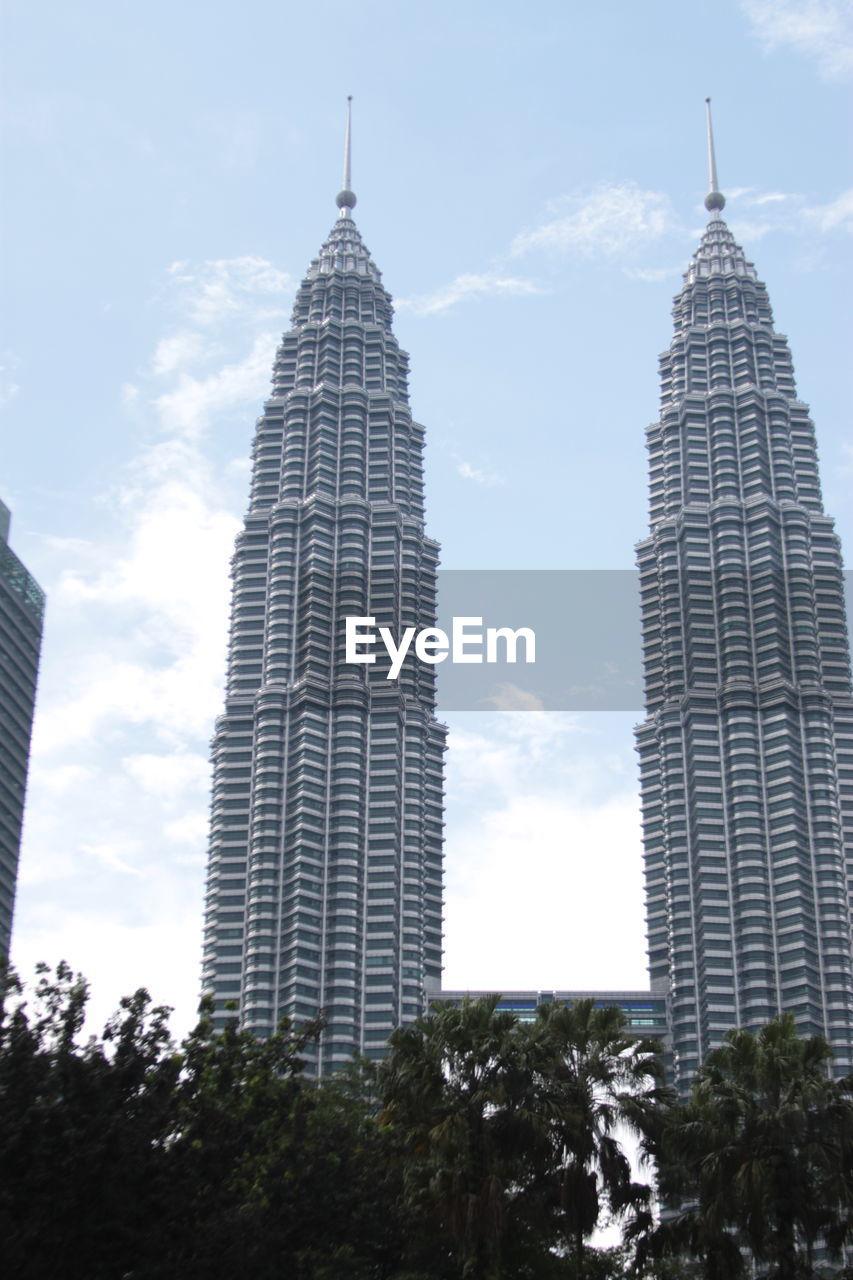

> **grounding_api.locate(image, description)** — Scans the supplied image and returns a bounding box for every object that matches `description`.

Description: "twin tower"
[201,106,853,1088]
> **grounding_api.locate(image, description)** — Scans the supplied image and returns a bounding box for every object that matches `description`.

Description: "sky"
[1,0,852,1040]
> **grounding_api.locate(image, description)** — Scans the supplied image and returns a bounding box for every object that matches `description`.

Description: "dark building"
[0,499,45,956]
[440,989,668,1040]
[202,108,445,1073]
[635,105,853,1089]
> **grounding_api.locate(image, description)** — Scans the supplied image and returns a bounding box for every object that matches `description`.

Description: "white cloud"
[399,271,543,315]
[512,183,675,259]
[401,173,846,319]
[484,684,545,712]
[13,252,292,1034]
[123,752,210,802]
[33,649,228,753]
[741,0,853,80]
[454,455,505,487]
[720,217,779,244]
[442,714,647,993]
[151,332,212,377]
[166,255,292,327]
[46,449,240,756]
[153,332,276,439]
[83,839,143,877]
[623,265,683,284]
[727,187,799,209]
[164,812,209,848]
[694,185,853,246]
[804,187,853,233]
[36,763,96,796]
[11,912,203,1043]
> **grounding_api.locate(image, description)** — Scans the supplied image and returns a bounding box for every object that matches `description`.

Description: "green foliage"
[0,963,405,1279]
[378,995,663,1278]
[3,968,851,1280]
[633,1015,853,1279]
[0,961,180,1279]
[526,998,664,1274]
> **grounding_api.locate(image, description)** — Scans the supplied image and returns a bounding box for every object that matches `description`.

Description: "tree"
[0,961,180,1279]
[378,995,544,1277]
[0,964,408,1279]
[378,995,662,1279]
[147,998,407,1279]
[525,999,663,1278]
[635,1015,853,1279]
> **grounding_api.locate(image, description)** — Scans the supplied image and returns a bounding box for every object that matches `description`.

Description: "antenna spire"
[336,96,357,217]
[704,97,726,216]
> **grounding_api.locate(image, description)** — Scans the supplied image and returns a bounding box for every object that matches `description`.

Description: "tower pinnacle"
[704,97,726,215]
[336,95,357,216]
[202,131,445,1074]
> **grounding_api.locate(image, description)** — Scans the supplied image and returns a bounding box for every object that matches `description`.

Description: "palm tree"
[639,1015,853,1279]
[378,995,552,1277]
[378,995,663,1279]
[525,999,663,1278]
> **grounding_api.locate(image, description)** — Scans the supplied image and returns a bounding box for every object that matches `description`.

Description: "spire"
[704,97,726,216]
[336,96,357,217]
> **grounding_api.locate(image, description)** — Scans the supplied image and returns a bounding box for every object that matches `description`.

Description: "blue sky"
[2,0,851,1037]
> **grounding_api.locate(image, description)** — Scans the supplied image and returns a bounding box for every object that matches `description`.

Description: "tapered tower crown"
[636,103,853,1092]
[202,118,445,1075]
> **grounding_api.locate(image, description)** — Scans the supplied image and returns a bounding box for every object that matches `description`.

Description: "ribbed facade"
[202,206,445,1073]
[0,500,44,957]
[636,214,853,1088]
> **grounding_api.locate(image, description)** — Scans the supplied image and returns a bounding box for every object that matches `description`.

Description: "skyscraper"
[636,104,853,1089]
[202,107,445,1073]
[0,499,45,957]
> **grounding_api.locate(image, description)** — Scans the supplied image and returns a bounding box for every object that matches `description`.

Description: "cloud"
[454,455,505,487]
[15,253,292,1035]
[166,255,292,327]
[33,646,231,754]
[83,839,143,877]
[399,271,544,315]
[512,183,675,259]
[36,763,97,796]
[151,332,213,377]
[484,684,545,712]
[804,187,853,233]
[12,912,204,1043]
[164,812,209,848]
[442,713,647,993]
[143,256,292,440]
[401,175,849,319]
[623,265,683,284]
[397,187,673,312]
[693,186,853,245]
[153,332,276,439]
[123,752,210,803]
[741,0,853,80]
[60,444,235,601]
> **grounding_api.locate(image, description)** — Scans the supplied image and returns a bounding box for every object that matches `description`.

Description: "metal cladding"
[636,213,853,1088]
[0,501,44,957]
[201,201,445,1074]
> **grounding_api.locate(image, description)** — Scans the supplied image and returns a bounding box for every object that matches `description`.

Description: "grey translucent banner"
[431,569,853,713]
